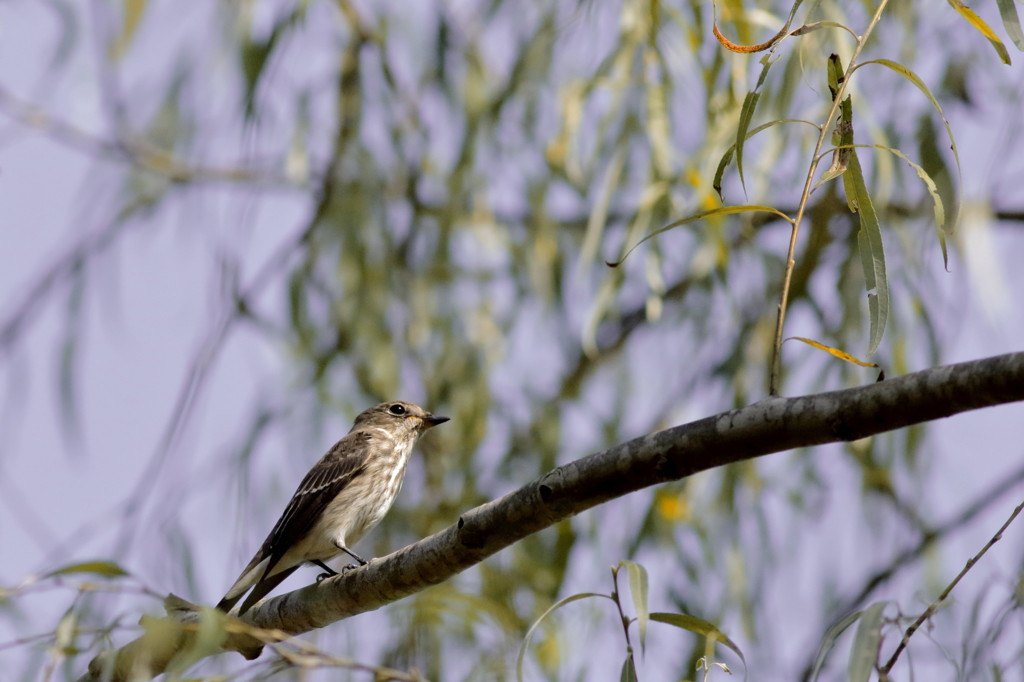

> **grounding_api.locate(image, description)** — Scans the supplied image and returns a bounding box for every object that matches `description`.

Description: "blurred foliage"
[2,0,1023,680]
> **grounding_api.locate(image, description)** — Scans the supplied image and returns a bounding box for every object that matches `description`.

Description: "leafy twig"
[768,0,893,395]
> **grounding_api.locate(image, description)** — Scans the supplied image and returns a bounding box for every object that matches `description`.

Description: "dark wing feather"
[237,565,299,615]
[258,431,377,571]
[217,564,299,614]
[218,431,387,614]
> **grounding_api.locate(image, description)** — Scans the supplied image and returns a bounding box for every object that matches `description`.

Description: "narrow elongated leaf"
[917,116,955,267]
[620,560,649,653]
[827,52,845,99]
[946,0,1012,63]
[828,143,948,260]
[859,227,884,354]
[853,60,961,180]
[810,610,865,681]
[608,205,793,267]
[46,561,129,578]
[714,119,819,200]
[55,609,78,652]
[240,8,304,118]
[859,144,945,228]
[620,655,638,682]
[844,149,890,354]
[650,612,746,666]
[735,91,760,194]
[995,0,1024,50]
[848,602,888,682]
[110,0,147,59]
[789,21,858,39]
[166,607,229,674]
[578,146,626,279]
[818,56,852,188]
[866,139,951,267]
[786,337,881,369]
[517,592,611,681]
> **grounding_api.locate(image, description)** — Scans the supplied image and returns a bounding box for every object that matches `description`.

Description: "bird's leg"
[334,541,368,572]
[312,560,338,583]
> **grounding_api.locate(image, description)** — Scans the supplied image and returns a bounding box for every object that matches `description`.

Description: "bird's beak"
[422,413,450,428]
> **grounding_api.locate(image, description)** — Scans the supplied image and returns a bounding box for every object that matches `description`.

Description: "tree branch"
[80,351,1024,681]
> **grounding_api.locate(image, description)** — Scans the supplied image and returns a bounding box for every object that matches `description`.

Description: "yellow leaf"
[786,337,881,369]
[110,0,148,60]
[947,0,1012,64]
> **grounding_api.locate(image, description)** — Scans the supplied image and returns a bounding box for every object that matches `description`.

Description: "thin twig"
[0,84,301,187]
[797,458,1024,680]
[879,499,1024,675]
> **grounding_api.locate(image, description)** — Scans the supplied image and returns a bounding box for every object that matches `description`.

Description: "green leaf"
[620,655,638,682]
[848,602,887,682]
[729,42,783,197]
[517,592,611,682]
[45,561,129,579]
[995,0,1024,51]
[714,119,819,200]
[650,612,746,667]
[620,560,649,653]
[829,143,947,239]
[810,610,864,681]
[827,52,845,99]
[917,115,956,267]
[578,146,627,279]
[867,145,945,228]
[853,59,961,183]
[789,21,859,39]
[818,83,853,189]
[55,609,78,651]
[735,91,761,194]
[240,7,304,118]
[608,205,793,267]
[166,607,229,674]
[843,149,890,355]
[946,0,1012,64]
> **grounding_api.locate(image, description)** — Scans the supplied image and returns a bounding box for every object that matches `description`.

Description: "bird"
[217,400,449,615]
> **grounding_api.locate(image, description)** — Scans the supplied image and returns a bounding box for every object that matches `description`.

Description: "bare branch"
[879,499,1024,676]
[79,351,1024,681]
[0,83,302,187]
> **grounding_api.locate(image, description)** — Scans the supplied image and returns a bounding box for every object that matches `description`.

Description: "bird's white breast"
[299,436,416,563]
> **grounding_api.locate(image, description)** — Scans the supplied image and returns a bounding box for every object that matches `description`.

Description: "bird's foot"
[312,559,339,583]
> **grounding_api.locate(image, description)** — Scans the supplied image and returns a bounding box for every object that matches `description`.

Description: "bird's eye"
[389,404,406,415]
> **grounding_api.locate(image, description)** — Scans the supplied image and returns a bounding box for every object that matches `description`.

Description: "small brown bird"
[217,401,449,615]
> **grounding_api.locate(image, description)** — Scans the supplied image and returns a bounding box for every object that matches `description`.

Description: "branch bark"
[80,351,1024,681]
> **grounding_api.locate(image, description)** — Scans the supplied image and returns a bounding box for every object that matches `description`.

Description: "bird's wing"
[260,432,376,568]
[217,432,376,611]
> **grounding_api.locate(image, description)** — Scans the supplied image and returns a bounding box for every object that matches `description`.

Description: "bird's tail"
[217,560,298,615]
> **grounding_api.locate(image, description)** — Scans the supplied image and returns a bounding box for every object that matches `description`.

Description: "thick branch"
[80,351,1024,681]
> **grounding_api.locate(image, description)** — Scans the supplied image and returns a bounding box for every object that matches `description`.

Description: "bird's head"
[353,401,450,437]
